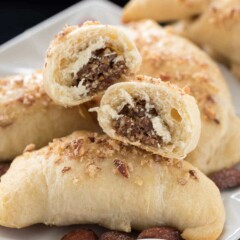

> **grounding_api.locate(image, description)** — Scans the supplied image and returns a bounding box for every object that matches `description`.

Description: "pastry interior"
[111,95,179,148]
[59,41,130,98]
[72,47,128,95]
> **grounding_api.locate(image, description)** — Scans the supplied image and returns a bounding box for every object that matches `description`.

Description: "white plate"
[0,0,240,239]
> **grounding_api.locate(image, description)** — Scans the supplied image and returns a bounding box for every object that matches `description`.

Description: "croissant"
[43,21,141,107]
[0,131,224,240]
[96,76,201,159]
[175,0,240,80]
[0,71,99,161]
[126,20,240,174]
[122,0,210,22]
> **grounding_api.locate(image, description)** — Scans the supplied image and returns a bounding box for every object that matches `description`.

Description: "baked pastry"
[126,20,240,174]
[122,0,211,23]
[0,71,99,161]
[175,0,240,80]
[96,76,201,159]
[0,131,225,240]
[43,21,141,107]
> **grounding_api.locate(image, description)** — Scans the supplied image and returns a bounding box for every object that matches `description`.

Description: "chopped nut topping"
[88,136,95,143]
[62,166,71,174]
[203,106,220,124]
[178,177,188,185]
[206,95,215,103]
[189,170,198,180]
[18,94,36,106]
[183,86,191,95]
[0,114,14,128]
[54,158,63,165]
[174,161,183,169]
[85,163,101,178]
[159,73,171,81]
[82,21,100,27]
[23,143,36,153]
[128,162,134,172]
[114,159,129,178]
[140,159,152,167]
[65,138,85,158]
[72,138,84,156]
[134,178,143,186]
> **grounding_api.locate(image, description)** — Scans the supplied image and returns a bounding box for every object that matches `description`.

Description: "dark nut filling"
[73,47,128,96]
[112,99,166,147]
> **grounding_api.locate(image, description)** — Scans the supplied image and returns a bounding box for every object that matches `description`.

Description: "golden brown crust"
[0,131,225,240]
[0,71,100,161]
[0,70,50,107]
[122,0,211,22]
[126,20,240,174]
[176,0,240,80]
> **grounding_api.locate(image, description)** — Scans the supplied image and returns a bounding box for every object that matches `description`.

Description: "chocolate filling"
[112,99,164,147]
[73,47,128,95]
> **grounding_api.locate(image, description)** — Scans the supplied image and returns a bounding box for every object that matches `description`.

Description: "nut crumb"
[73,177,81,184]
[86,163,101,178]
[189,170,198,180]
[23,143,36,153]
[135,178,143,186]
[128,162,134,172]
[114,159,129,178]
[0,114,14,128]
[73,139,84,156]
[140,159,152,167]
[183,86,191,94]
[88,136,95,143]
[178,177,188,185]
[175,161,183,169]
[62,166,71,174]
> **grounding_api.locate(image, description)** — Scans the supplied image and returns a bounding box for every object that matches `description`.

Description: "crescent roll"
[175,0,240,80]
[122,0,211,23]
[96,76,201,159]
[0,71,99,161]
[0,131,224,240]
[43,21,141,107]
[126,20,240,174]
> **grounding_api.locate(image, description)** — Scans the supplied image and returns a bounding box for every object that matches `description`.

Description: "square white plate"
[0,0,240,239]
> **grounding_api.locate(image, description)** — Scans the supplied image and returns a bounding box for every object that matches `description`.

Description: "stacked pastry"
[125,20,240,175]
[0,21,231,240]
[123,0,240,81]
[0,70,100,161]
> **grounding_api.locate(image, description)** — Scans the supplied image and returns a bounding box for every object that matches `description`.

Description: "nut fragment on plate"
[138,227,184,240]
[0,163,10,177]
[61,228,98,240]
[209,167,240,190]
[99,231,134,240]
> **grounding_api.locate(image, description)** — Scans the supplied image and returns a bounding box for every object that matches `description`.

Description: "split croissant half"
[0,71,99,161]
[122,0,211,22]
[96,75,201,159]
[126,20,240,174]
[43,21,141,107]
[0,131,224,240]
